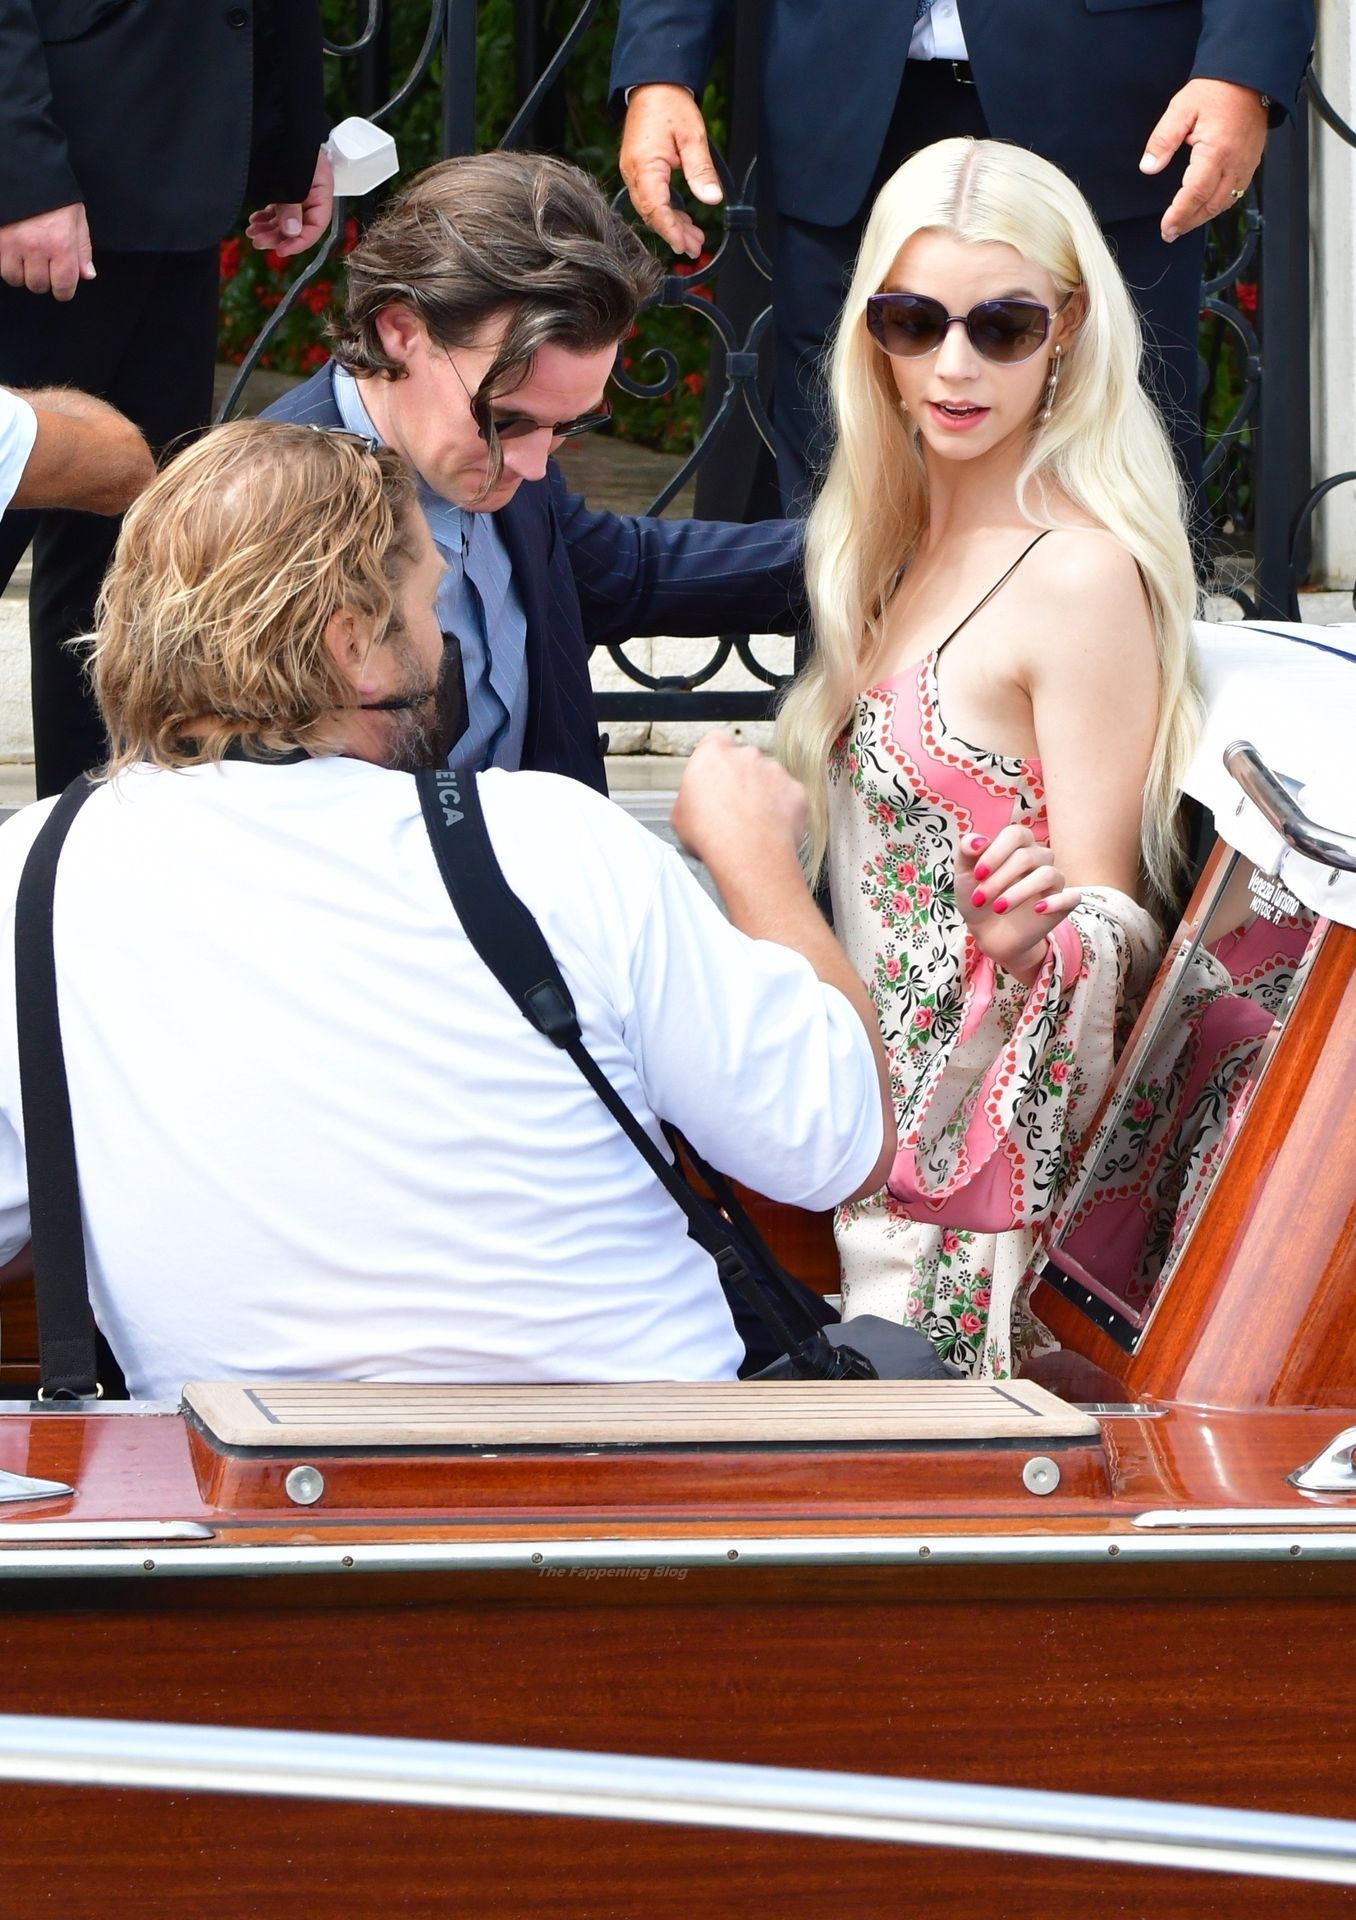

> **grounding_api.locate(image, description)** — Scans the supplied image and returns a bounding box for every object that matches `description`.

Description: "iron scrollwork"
[220,7,1337,713]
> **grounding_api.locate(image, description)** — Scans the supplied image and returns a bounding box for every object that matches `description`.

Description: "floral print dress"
[827,633,1161,1377]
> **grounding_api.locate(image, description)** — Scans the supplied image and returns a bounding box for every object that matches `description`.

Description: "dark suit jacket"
[0,0,326,246]
[263,365,805,793]
[610,0,1316,229]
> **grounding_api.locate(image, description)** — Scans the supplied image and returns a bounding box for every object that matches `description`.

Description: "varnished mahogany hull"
[2,1557,1353,1918]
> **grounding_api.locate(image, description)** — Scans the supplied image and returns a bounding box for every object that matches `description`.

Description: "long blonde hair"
[775,138,1201,904]
[89,422,421,775]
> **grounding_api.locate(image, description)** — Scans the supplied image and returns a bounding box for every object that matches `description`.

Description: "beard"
[367,631,469,773]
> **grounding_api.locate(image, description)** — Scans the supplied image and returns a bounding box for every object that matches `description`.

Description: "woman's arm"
[1022,530,1161,894]
[956,530,1161,979]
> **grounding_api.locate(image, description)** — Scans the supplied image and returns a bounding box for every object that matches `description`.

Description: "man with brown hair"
[0,420,889,1398]
[265,150,803,792]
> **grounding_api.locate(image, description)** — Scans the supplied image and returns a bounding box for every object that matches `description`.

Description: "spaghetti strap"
[935,529,1054,658]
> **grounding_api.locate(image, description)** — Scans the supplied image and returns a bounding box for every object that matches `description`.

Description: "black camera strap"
[414,768,872,1380]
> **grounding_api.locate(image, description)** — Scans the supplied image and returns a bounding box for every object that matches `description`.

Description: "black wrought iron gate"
[222,3,1356,729]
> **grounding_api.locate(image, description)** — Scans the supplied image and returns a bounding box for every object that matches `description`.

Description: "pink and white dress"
[826,546,1161,1375]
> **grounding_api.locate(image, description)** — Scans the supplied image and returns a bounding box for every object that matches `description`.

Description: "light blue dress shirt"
[333,367,530,774]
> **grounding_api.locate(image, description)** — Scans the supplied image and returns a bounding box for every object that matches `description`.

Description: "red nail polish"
[993,898,1008,915]
[971,889,986,908]
[970,835,989,854]
[974,864,989,882]
[1033,900,1048,915]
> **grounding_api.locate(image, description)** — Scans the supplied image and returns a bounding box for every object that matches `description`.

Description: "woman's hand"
[955,825,1081,986]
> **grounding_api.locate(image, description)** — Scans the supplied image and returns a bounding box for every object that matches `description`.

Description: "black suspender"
[13,776,123,1399]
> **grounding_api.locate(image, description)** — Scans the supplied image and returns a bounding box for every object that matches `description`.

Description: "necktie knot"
[914,0,935,18]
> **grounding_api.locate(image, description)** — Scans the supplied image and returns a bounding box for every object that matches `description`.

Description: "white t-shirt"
[0,759,882,1397]
[0,387,37,517]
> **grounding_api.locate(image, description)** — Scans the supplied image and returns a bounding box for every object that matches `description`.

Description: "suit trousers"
[0,248,220,796]
[769,59,1208,520]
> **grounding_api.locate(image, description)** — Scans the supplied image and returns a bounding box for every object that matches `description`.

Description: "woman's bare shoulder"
[1024,525,1148,603]
[1013,527,1158,687]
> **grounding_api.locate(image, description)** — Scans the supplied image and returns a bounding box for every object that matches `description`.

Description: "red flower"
[959,1311,982,1335]
[1235,280,1258,315]
[891,891,909,914]
[1049,1058,1070,1085]
[219,236,242,278]
[300,280,334,315]
[264,249,287,274]
[915,884,932,907]
[301,342,328,371]
[884,956,901,981]
[897,860,917,882]
[941,1231,961,1255]
[342,216,360,252]
[682,371,705,395]
[1131,1096,1154,1122]
[913,1006,933,1031]
[974,1286,991,1309]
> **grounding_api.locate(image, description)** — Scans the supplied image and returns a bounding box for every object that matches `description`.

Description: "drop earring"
[1041,344,1063,422]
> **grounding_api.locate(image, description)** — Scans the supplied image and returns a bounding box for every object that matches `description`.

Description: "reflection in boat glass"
[1038,850,1323,1350]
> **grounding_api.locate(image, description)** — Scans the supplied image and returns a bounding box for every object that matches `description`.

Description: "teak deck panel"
[183,1377,1101,1450]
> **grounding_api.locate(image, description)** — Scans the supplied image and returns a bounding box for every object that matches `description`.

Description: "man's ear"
[323,605,378,693]
[373,303,427,369]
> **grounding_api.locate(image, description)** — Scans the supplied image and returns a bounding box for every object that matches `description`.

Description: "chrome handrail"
[0,1717,1352,1885]
[1224,740,1356,873]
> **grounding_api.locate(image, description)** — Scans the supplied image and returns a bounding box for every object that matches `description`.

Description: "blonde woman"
[776,138,1201,1376]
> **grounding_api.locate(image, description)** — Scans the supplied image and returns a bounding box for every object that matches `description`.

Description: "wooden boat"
[1,620,1353,1918]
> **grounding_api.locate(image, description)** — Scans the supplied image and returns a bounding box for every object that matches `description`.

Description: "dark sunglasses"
[866,291,1070,365]
[440,346,611,443]
[479,399,612,444]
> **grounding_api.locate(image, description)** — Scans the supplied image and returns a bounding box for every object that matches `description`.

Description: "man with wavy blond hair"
[0,420,890,1399]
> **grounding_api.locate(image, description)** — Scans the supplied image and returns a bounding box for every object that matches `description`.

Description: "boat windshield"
[1034,844,1324,1350]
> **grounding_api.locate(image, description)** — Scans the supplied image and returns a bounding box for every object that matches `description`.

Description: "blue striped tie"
[914,0,935,17]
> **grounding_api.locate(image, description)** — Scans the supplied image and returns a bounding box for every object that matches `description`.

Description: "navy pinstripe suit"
[264,364,805,793]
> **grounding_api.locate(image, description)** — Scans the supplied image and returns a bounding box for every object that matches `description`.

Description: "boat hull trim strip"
[3,1530,1356,1578]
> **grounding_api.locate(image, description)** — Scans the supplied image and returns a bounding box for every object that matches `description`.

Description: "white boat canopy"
[1187,619,1356,931]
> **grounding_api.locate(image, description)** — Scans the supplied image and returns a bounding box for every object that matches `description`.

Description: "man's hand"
[246,148,335,259]
[954,824,1081,987]
[1140,78,1269,243]
[619,84,723,258]
[672,733,808,879]
[0,203,94,300]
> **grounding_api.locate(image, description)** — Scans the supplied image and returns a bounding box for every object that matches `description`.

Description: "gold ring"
[1230,187,1245,202]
